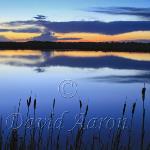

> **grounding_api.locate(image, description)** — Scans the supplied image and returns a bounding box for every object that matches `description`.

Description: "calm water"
[0,50,150,147]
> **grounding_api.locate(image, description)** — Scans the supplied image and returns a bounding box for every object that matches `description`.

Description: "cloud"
[30,32,82,41]
[33,15,47,20]
[87,7,150,19]
[31,32,57,41]
[0,28,41,33]
[30,20,150,35]
[1,20,150,36]
[58,37,82,41]
[0,35,11,42]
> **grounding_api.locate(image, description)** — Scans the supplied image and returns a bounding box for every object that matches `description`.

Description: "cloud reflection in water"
[0,50,150,83]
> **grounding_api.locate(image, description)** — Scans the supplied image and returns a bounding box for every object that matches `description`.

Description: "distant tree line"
[0,41,150,52]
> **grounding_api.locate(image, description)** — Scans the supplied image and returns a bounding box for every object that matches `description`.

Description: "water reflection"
[0,50,150,147]
[89,72,150,83]
[0,50,150,83]
[53,51,150,61]
[0,50,150,69]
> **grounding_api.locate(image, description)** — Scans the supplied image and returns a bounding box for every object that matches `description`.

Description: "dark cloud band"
[87,7,150,19]
[1,20,150,35]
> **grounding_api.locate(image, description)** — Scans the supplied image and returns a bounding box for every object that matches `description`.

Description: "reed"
[0,85,149,150]
[46,98,56,150]
[75,104,88,150]
[112,101,126,150]
[141,83,146,150]
[127,101,136,150]
[0,117,3,150]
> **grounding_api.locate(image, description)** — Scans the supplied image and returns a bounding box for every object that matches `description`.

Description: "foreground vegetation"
[0,42,150,52]
[0,84,149,150]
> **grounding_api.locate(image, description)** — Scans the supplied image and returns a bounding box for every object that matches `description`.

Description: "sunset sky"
[0,0,150,42]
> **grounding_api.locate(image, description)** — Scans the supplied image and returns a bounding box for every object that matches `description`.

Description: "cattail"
[128,102,136,150]
[122,101,126,116]
[29,96,31,105]
[142,83,146,101]
[85,105,88,116]
[27,99,29,108]
[132,102,136,115]
[141,83,146,150]
[18,99,21,109]
[27,96,31,108]
[79,100,82,110]
[53,98,55,110]
[34,98,37,110]
[50,112,53,118]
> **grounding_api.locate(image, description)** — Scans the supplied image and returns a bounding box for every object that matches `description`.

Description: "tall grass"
[127,101,136,150]
[0,85,149,150]
[141,83,146,150]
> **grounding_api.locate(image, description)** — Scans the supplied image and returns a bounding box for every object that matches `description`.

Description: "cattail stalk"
[75,105,89,150]
[141,84,146,150]
[113,101,126,150]
[0,117,3,150]
[128,102,136,150]
[47,98,56,150]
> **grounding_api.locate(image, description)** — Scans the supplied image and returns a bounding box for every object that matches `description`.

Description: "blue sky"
[0,0,150,42]
[0,0,150,22]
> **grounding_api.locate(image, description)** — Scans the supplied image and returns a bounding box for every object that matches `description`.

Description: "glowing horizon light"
[0,30,150,42]
[0,32,41,41]
[56,31,150,42]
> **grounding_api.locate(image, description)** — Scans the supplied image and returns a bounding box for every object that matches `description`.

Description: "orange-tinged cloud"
[0,32,41,41]
[0,31,150,42]
[56,31,150,42]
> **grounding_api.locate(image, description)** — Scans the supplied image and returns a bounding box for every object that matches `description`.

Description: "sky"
[0,0,150,42]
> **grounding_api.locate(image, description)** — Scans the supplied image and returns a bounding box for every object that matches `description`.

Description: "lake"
[0,50,150,149]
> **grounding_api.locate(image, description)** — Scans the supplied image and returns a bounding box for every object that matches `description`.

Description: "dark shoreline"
[0,41,150,52]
